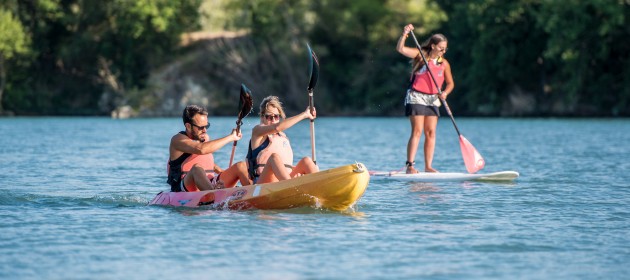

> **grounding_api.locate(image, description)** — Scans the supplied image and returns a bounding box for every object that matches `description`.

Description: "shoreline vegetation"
[1,1,628,118]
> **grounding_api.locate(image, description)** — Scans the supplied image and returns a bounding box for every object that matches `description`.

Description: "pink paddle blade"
[459,135,485,173]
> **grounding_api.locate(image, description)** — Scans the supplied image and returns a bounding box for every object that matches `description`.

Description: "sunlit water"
[1,117,629,279]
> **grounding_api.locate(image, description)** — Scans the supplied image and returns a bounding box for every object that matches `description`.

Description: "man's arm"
[171,130,241,155]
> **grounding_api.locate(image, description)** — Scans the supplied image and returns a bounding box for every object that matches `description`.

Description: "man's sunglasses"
[190,123,210,130]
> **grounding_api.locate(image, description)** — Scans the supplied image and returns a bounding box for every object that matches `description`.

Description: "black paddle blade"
[238,83,254,121]
[307,43,319,92]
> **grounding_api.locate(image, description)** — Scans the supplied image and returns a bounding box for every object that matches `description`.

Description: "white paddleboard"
[370,170,519,182]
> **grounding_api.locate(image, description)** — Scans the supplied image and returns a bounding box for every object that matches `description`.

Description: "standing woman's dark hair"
[182,105,208,124]
[411,34,448,74]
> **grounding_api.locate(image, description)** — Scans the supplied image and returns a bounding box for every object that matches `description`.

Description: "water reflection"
[407,182,444,204]
[165,205,366,218]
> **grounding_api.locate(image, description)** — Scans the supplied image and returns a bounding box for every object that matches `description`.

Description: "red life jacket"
[411,58,445,94]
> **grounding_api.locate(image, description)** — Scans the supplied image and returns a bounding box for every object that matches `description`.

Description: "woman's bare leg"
[424,116,439,172]
[258,154,291,183]
[290,157,319,177]
[407,115,424,174]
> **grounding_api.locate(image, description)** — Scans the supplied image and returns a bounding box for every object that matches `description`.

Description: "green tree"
[4,0,201,115]
[0,8,30,113]
[438,0,630,116]
[436,0,546,115]
[533,0,630,115]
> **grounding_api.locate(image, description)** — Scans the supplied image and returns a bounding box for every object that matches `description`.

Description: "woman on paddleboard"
[246,96,319,183]
[396,24,454,174]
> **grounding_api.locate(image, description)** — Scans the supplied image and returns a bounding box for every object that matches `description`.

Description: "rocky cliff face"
[115,33,308,118]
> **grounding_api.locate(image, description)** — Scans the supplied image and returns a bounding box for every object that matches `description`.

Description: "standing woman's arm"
[396,24,420,58]
[441,60,455,98]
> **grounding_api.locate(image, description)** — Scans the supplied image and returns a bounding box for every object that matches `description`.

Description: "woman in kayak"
[396,23,454,173]
[246,96,319,183]
[167,105,252,192]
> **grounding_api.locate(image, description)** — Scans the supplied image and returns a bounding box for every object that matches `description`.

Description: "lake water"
[1,116,629,279]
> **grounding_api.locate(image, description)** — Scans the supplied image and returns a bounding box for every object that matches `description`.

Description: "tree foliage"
[218,0,447,115]
[1,0,629,116]
[0,7,30,112]
[438,0,630,116]
[309,0,447,114]
[1,0,201,115]
[0,8,29,60]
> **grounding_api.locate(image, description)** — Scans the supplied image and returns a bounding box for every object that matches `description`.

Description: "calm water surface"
[1,117,629,279]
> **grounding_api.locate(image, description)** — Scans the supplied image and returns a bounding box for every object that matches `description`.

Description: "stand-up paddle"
[409,32,485,173]
[306,43,319,164]
[228,83,254,167]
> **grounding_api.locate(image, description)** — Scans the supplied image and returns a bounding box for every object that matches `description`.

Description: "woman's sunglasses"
[264,114,280,121]
[190,123,210,130]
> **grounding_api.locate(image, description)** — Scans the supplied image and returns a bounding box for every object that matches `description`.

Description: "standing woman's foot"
[425,167,439,173]
[406,166,420,174]
[405,161,420,174]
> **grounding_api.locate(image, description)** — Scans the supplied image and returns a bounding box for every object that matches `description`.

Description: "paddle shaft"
[306,43,319,165]
[228,121,242,167]
[308,90,317,164]
[409,32,462,136]
[229,141,237,167]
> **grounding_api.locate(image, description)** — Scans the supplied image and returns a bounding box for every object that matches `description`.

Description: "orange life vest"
[246,133,293,179]
[166,132,217,192]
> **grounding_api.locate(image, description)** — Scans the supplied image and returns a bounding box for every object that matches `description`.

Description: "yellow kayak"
[149,163,369,211]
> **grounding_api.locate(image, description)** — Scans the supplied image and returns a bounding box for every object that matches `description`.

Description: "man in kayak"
[167,105,252,192]
[246,96,319,184]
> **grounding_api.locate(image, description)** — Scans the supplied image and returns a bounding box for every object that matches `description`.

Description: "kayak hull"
[370,170,519,182]
[149,163,369,211]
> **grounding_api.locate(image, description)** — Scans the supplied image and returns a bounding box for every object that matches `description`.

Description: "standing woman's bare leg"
[407,116,424,173]
[423,116,439,172]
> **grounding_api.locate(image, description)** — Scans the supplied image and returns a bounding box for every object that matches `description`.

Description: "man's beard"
[192,132,206,142]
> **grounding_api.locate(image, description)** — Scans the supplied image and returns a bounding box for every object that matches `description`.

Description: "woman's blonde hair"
[259,96,286,119]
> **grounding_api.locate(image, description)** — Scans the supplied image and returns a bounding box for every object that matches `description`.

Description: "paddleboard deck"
[370,170,519,182]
